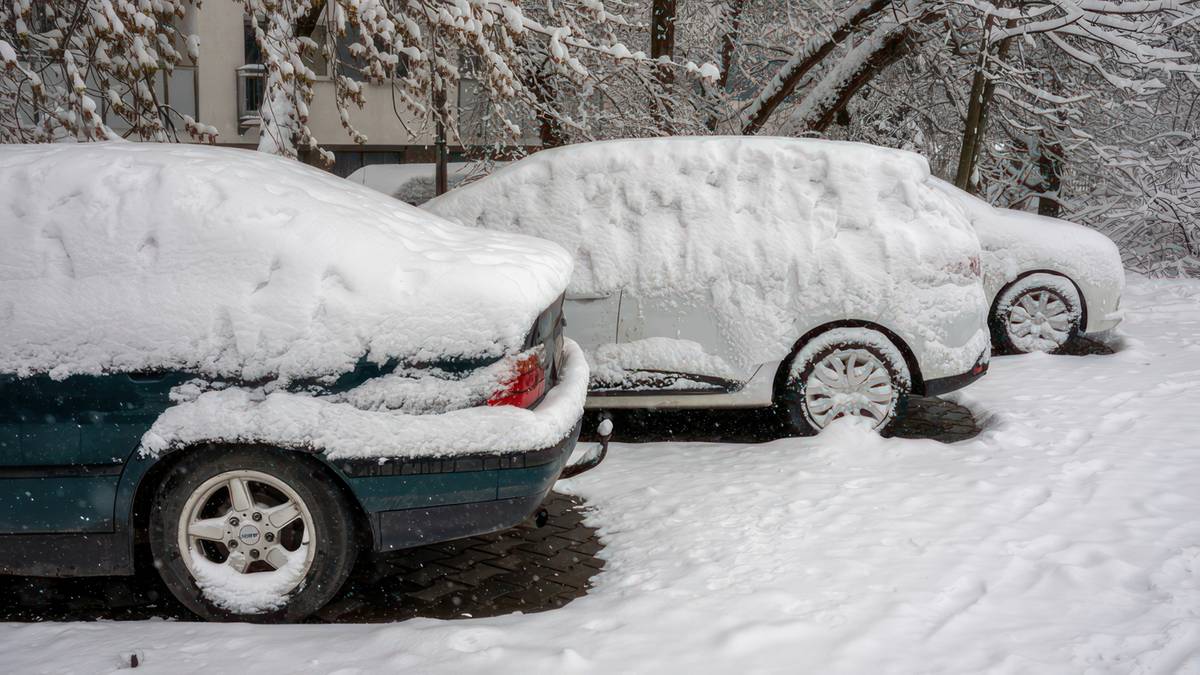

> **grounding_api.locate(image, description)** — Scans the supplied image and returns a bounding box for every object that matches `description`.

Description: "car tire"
[991,273,1082,354]
[148,446,358,622]
[779,328,911,436]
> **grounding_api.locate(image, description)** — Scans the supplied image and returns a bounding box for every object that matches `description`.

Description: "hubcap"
[177,470,315,589]
[1006,289,1072,352]
[802,348,897,430]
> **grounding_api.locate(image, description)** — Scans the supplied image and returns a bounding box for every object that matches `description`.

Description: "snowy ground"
[4,276,1200,674]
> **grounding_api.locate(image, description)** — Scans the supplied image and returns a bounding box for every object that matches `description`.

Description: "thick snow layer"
[0,144,572,382]
[427,137,990,380]
[587,337,743,386]
[142,339,589,460]
[7,276,1200,674]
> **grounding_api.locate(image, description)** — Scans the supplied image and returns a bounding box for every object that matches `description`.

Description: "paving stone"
[514,538,570,558]
[450,562,509,588]
[438,547,496,571]
[537,550,592,574]
[407,579,473,604]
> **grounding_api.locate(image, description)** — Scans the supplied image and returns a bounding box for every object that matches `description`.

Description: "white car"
[426,137,992,434]
[932,179,1126,353]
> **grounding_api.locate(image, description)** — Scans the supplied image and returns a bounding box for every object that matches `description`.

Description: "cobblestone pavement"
[12,340,1099,623]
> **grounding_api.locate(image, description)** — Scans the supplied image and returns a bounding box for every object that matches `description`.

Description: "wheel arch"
[773,320,926,399]
[127,443,375,565]
[989,269,1088,333]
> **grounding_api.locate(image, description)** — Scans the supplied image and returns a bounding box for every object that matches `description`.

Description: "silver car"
[932,179,1126,353]
[427,137,992,434]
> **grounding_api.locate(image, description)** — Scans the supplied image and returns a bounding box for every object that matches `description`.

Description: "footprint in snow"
[923,576,987,639]
[984,485,1052,523]
[1098,390,1141,409]
[445,627,506,653]
[1097,410,1142,435]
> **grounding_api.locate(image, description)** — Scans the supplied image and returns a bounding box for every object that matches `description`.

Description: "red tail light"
[488,347,546,408]
[944,255,982,279]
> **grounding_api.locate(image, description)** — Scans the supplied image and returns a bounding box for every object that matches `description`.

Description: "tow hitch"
[559,414,613,480]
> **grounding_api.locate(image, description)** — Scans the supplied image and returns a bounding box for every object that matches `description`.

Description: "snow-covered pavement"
[4,276,1200,674]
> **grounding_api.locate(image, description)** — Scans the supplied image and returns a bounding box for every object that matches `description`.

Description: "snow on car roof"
[0,143,572,381]
[426,136,973,297]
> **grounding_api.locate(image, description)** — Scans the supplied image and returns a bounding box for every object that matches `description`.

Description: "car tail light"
[945,255,981,279]
[488,346,547,408]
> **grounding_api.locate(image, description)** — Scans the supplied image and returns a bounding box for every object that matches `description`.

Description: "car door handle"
[566,292,613,301]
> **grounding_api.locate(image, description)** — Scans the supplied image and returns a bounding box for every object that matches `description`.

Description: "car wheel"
[992,273,1082,354]
[149,447,357,622]
[780,328,911,436]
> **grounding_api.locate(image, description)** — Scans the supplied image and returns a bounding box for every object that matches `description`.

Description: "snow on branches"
[0,1,216,143]
[241,0,719,160]
[1,1,717,157]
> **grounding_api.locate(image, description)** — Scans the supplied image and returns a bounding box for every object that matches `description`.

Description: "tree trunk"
[651,0,677,133]
[1036,132,1064,217]
[522,57,568,148]
[741,0,893,135]
[434,76,448,196]
[954,17,1016,194]
[716,0,745,92]
[706,0,746,131]
[954,62,989,191]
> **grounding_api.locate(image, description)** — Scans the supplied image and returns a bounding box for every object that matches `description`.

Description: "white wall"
[192,3,435,148]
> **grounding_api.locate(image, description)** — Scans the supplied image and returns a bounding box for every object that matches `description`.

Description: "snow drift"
[0,143,573,382]
[426,137,990,380]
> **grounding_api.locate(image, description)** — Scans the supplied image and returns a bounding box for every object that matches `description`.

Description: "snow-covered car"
[0,144,589,622]
[426,137,991,434]
[931,179,1126,353]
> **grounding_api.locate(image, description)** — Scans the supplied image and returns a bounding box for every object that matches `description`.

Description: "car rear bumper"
[340,417,584,552]
[1086,309,1124,334]
[923,353,989,396]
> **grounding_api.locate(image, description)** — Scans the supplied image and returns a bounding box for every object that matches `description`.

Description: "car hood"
[0,144,574,382]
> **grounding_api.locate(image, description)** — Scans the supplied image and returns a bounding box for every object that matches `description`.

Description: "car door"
[564,291,621,354]
[0,372,184,534]
[614,290,754,392]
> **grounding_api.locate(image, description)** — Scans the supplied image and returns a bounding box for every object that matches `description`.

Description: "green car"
[0,144,591,621]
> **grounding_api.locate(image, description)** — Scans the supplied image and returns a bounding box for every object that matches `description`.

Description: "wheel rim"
[802,348,898,430]
[177,469,316,597]
[1006,289,1072,352]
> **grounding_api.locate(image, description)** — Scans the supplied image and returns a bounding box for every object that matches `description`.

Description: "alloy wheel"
[176,469,316,591]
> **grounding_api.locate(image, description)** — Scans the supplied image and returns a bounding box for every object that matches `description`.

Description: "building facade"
[165,3,522,177]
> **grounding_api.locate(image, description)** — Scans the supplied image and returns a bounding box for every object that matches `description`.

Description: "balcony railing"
[236,63,265,133]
